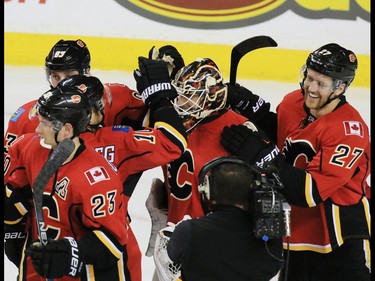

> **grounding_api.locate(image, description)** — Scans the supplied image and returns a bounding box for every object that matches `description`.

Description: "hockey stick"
[230,35,278,85]
[33,138,75,245]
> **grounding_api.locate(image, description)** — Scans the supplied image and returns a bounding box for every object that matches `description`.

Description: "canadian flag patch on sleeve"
[85,166,110,185]
[343,121,364,138]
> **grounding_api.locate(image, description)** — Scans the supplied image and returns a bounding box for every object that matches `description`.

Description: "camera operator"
[154,156,283,281]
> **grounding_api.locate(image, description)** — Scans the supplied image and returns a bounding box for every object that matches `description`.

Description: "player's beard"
[304,91,323,110]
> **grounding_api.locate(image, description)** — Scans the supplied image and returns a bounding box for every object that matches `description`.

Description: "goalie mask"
[172,58,227,130]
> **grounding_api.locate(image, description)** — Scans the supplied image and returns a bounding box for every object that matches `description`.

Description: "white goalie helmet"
[171,58,227,122]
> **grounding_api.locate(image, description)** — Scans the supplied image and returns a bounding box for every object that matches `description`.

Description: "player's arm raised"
[134,56,187,153]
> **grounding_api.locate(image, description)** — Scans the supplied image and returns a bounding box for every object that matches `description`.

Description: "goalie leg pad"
[145,178,168,257]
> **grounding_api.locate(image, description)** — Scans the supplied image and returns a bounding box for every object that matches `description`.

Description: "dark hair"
[210,162,254,206]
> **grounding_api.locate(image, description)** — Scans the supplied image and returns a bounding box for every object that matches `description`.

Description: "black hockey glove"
[133,56,177,108]
[261,158,285,190]
[226,83,271,123]
[221,124,279,167]
[25,237,83,278]
[148,45,185,78]
[4,217,28,267]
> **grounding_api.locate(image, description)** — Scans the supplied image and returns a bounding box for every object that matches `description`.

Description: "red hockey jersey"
[4,83,146,159]
[7,138,128,280]
[277,89,371,252]
[5,114,187,281]
[81,123,187,209]
[163,109,249,224]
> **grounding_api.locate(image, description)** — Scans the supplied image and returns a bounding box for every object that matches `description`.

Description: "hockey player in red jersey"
[146,58,278,224]
[162,58,248,223]
[4,39,147,161]
[4,40,184,281]
[4,64,188,281]
[5,90,131,281]
[144,58,279,281]
[222,43,371,281]
[60,71,188,281]
[56,74,187,201]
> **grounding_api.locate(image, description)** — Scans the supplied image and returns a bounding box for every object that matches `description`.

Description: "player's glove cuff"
[221,124,279,167]
[134,57,177,107]
[25,237,84,278]
[226,83,271,123]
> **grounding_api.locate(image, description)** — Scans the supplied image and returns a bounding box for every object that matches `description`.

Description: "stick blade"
[232,36,278,58]
[230,36,278,84]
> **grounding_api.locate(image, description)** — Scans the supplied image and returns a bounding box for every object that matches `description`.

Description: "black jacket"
[167,205,283,281]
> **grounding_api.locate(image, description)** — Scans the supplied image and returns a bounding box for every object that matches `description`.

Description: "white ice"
[4,66,370,281]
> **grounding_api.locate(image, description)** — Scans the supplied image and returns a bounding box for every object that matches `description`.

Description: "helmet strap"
[82,68,91,75]
[54,132,59,145]
[320,79,346,108]
[309,91,341,112]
